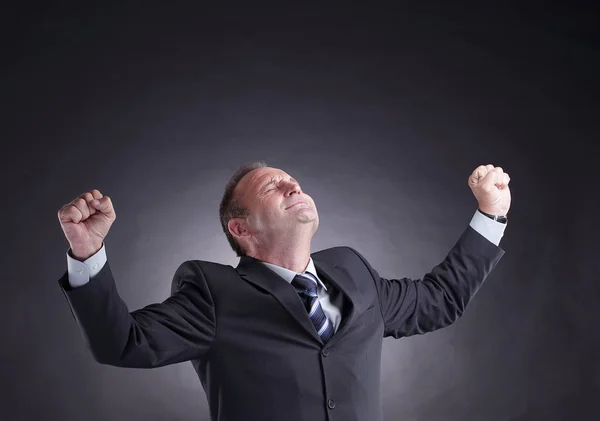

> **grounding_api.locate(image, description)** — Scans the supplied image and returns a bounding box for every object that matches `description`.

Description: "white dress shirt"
[66,210,507,329]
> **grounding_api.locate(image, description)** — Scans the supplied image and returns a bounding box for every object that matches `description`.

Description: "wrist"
[478,209,507,223]
[71,243,102,261]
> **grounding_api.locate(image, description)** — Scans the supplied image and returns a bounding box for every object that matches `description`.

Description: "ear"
[228,217,251,241]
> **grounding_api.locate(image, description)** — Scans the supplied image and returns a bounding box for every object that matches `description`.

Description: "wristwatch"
[478,209,508,223]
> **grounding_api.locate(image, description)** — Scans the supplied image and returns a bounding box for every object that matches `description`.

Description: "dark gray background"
[2,3,598,420]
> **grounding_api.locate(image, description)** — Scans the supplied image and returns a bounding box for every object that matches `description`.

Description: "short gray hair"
[219,161,267,256]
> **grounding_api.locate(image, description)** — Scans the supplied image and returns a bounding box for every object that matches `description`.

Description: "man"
[57,162,510,421]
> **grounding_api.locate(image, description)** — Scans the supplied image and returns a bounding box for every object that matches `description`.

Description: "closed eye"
[262,177,300,193]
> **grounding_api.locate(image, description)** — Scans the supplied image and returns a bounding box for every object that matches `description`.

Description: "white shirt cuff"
[66,243,107,288]
[469,211,507,246]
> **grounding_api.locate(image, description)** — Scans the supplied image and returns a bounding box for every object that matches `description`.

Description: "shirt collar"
[260,257,328,291]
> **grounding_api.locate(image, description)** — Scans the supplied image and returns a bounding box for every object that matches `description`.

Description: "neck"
[250,232,312,273]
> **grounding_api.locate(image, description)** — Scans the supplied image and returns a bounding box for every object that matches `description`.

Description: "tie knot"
[292,273,318,297]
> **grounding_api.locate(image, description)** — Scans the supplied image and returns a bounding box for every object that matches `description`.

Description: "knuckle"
[61,206,74,219]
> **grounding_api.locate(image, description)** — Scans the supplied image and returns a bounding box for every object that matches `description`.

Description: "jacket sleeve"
[349,225,505,338]
[58,259,216,368]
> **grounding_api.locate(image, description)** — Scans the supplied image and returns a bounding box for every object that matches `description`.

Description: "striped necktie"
[291,272,334,343]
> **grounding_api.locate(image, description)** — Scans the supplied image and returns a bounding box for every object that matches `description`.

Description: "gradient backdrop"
[2,3,598,421]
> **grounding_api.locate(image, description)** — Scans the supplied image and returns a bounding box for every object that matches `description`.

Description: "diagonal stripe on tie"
[292,273,334,343]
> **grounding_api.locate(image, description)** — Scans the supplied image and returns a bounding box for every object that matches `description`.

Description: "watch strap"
[478,209,507,223]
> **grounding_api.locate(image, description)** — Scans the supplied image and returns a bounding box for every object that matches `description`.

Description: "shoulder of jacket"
[170,259,238,295]
[311,245,364,260]
[178,259,236,273]
[172,259,236,285]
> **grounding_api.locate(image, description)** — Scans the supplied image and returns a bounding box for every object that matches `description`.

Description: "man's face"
[233,167,319,244]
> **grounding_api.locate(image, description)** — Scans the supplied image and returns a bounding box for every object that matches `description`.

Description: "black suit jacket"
[58,225,504,421]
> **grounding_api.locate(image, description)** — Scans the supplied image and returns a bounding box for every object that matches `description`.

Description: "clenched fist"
[57,189,116,260]
[468,164,511,216]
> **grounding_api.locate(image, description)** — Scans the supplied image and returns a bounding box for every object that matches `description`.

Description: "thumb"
[91,197,108,210]
[91,196,115,218]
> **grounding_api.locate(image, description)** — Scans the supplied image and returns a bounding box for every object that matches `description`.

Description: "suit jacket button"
[328,399,336,409]
[322,348,330,357]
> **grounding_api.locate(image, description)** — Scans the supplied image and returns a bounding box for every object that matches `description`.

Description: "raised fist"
[468,164,511,216]
[57,189,116,260]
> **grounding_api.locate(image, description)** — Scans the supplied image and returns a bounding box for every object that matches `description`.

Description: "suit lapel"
[236,256,322,343]
[236,254,360,345]
[312,258,358,343]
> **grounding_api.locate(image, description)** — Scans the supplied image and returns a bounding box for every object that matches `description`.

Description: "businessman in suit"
[57,162,510,421]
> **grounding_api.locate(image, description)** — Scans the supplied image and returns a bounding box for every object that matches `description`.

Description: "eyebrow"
[261,176,299,191]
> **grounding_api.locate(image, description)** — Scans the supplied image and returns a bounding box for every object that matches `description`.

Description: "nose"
[283,180,302,196]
